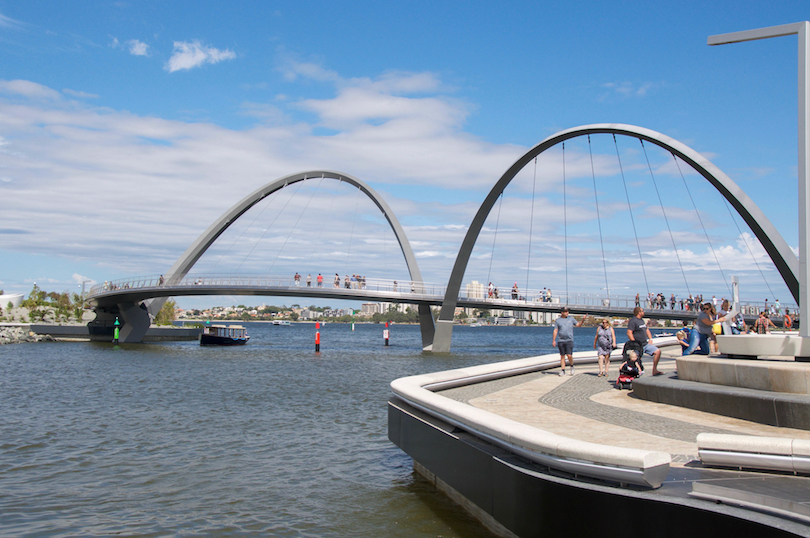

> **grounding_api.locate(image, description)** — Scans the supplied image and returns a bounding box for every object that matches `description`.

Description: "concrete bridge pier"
[429,319,453,353]
[87,301,151,343]
[418,303,436,351]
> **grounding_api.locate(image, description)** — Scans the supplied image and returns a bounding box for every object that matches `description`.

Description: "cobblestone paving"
[537,373,736,442]
[440,371,736,444]
[439,371,547,402]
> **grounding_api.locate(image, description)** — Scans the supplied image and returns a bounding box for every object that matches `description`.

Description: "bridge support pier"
[418,303,436,351]
[117,302,151,343]
[430,319,454,353]
[87,301,151,343]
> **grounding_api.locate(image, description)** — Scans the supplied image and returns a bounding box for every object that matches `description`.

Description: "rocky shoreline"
[0,326,55,345]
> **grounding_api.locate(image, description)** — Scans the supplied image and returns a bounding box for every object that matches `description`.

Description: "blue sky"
[0,1,807,309]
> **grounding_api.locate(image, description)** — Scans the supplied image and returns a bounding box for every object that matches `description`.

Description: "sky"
[0,0,807,310]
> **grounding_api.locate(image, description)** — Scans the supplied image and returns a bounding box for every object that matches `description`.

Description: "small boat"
[200,324,250,346]
[272,320,291,326]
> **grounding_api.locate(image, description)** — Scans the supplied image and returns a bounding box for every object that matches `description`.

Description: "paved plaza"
[439,346,810,467]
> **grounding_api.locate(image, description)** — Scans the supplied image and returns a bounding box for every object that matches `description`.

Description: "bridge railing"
[88,276,796,317]
[88,274,450,299]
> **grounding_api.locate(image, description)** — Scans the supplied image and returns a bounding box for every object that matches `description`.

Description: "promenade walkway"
[434,346,810,535]
[439,347,810,462]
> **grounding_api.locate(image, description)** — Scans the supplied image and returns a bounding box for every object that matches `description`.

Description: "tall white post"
[799,23,810,337]
[709,22,810,337]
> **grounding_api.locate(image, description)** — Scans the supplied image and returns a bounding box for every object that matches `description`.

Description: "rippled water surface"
[1,323,617,537]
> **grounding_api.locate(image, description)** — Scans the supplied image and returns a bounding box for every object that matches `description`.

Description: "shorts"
[643,343,659,357]
[557,341,573,356]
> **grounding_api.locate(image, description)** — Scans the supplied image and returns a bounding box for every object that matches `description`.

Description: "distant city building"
[466,280,485,299]
[361,303,383,316]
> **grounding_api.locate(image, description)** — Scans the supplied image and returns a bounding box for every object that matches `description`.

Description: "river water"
[1,323,642,537]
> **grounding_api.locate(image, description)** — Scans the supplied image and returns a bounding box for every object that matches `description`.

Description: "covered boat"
[200,324,250,346]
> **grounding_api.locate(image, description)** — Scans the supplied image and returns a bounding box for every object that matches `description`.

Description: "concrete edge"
[390,337,678,488]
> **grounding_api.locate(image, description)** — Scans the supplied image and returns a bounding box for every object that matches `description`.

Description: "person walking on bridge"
[317,273,323,287]
[627,307,663,376]
[552,307,585,376]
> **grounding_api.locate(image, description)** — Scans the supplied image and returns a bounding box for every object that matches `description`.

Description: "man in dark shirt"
[627,306,663,376]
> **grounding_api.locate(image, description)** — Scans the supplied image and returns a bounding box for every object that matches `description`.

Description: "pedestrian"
[753,311,776,334]
[306,274,312,287]
[294,272,301,286]
[317,273,323,287]
[334,274,340,288]
[627,306,663,376]
[488,282,494,298]
[684,302,730,354]
[552,307,585,376]
[635,293,640,308]
[676,323,691,355]
[593,318,616,377]
[393,280,398,292]
[512,282,518,300]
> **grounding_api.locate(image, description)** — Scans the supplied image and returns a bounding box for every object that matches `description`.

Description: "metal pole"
[709,21,810,337]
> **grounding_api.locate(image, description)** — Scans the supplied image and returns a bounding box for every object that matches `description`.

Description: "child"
[619,350,642,378]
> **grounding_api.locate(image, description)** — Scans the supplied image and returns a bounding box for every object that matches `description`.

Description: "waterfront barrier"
[697,433,810,474]
[390,338,678,489]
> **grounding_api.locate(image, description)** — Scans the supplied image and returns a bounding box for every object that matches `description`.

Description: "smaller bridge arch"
[99,170,435,346]
[430,123,799,353]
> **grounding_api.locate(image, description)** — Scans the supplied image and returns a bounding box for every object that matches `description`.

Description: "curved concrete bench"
[697,433,810,473]
[391,339,677,489]
[717,333,810,360]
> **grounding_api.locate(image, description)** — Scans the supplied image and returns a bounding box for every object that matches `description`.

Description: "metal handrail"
[88,274,798,316]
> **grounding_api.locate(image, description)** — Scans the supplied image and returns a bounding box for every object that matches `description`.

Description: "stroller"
[616,340,644,390]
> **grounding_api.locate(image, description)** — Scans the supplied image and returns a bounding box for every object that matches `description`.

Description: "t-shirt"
[627,316,648,344]
[696,311,714,335]
[554,316,575,342]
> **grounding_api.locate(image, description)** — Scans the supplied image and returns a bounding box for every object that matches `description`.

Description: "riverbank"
[0,325,54,344]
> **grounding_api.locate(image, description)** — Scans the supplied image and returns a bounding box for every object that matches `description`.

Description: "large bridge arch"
[119,170,434,346]
[430,123,799,352]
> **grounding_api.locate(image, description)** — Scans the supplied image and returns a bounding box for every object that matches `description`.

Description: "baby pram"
[616,340,644,390]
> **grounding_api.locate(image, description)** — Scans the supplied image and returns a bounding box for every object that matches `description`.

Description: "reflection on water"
[0,323,619,537]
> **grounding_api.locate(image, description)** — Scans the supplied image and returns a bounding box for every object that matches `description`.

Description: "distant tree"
[290,312,299,321]
[155,299,177,325]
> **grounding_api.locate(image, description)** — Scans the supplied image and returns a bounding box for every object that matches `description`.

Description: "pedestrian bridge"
[87,273,783,328]
[89,124,800,350]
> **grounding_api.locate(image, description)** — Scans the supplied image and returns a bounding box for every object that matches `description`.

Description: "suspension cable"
[563,142,569,304]
[268,176,325,272]
[722,198,777,300]
[588,135,610,302]
[209,188,280,271]
[525,157,538,301]
[672,154,732,296]
[640,139,690,296]
[304,174,340,270]
[236,179,305,273]
[614,134,649,297]
[486,192,505,288]
[343,184,363,275]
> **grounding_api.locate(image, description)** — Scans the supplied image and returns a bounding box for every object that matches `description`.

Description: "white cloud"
[0,11,29,30]
[63,88,100,99]
[0,71,794,303]
[600,81,656,99]
[126,39,149,56]
[0,80,61,100]
[165,40,236,72]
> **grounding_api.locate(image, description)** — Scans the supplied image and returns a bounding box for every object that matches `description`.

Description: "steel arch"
[430,123,799,352]
[142,170,434,347]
